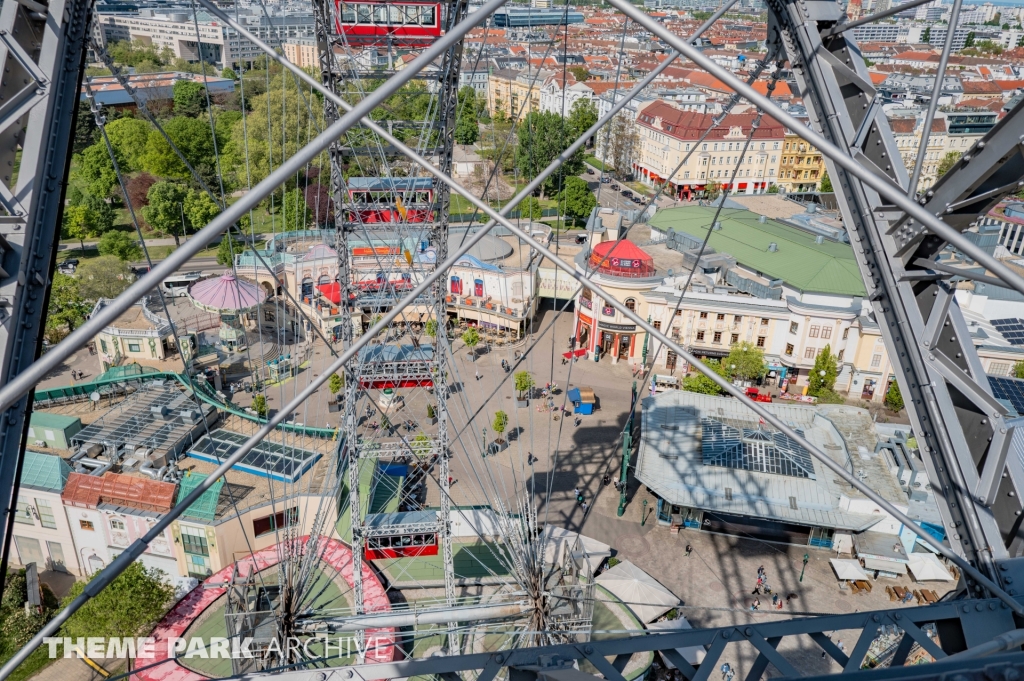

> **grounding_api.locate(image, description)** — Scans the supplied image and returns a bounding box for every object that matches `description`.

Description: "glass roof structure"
[701,417,816,479]
[188,429,321,483]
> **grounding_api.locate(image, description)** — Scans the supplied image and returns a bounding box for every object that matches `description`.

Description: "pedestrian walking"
[771,593,779,607]
[574,486,581,498]
[757,565,765,578]
[685,544,692,557]
[602,474,611,486]
[581,501,589,512]
[750,598,760,611]
[720,664,731,681]
[475,369,481,381]
[574,416,581,427]
[837,641,845,653]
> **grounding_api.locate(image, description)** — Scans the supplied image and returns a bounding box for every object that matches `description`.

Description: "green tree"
[724,341,767,382]
[46,273,91,342]
[885,380,904,412]
[568,97,599,140]
[281,188,311,230]
[221,67,237,80]
[74,100,98,154]
[922,26,931,42]
[568,65,591,82]
[411,432,432,457]
[74,192,116,234]
[217,235,245,266]
[807,343,839,396]
[965,31,976,47]
[558,176,597,222]
[251,394,268,418]
[77,256,133,300]
[454,86,479,145]
[424,318,439,339]
[937,151,962,176]
[1,568,58,664]
[517,110,585,197]
[75,142,119,198]
[105,117,152,172]
[184,189,220,233]
[98,230,142,261]
[819,171,833,192]
[492,410,509,441]
[682,359,729,395]
[517,196,543,220]
[141,116,216,181]
[173,80,207,117]
[329,373,344,394]
[704,179,722,200]
[462,327,480,360]
[766,184,780,194]
[514,370,535,400]
[61,562,172,643]
[62,204,99,252]
[1014,360,1024,379]
[141,182,190,244]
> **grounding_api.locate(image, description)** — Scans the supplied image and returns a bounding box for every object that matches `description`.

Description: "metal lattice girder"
[237,597,1023,681]
[356,438,443,458]
[0,0,92,583]
[765,0,1024,585]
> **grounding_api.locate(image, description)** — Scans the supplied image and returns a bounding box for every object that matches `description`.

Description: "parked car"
[586,168,594,175]
[632,196,642,203]
[57,259,78,274]
[600,176,610,184]
[622,189,633,197]
[611,184,620,190]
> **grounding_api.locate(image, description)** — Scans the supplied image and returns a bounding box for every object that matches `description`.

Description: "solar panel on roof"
[992,318,1024,345]
[701,418,816,479]
[187,430,321,482]
[989,376,1024,416]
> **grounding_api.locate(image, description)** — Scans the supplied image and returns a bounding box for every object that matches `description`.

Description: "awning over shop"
[595,560,680,623]
[863,558,907,574]
[829,558,869,582]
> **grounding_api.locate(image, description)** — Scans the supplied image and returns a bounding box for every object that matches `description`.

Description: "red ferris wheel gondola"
[333,0,443,47]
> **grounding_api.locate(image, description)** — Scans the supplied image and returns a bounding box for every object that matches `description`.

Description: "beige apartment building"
[633,101,785,199]
[487,67,555,123]
[283,38,319,69]
[776,130,825,193]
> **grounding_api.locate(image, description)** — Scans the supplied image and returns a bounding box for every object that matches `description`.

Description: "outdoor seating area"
[886,586,941,605]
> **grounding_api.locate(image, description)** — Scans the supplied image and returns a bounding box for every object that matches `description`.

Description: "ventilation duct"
[768,242,778,252]
[758,215,767,223]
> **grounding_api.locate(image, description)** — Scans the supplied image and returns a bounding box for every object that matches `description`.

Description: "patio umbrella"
[907,553,953,582]
[595,560,680,623]
[829,558,869,582]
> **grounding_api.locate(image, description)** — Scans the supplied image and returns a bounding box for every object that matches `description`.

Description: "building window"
[625,298,636,312]
[731,333,739,344]
[180,526,210,556]
[696,331,705,341]
[804,347,816,359]
[756,336,765,347]
[837,349,845,361]
[990,362,1011,376]
[653,321,662,330]
[127,342,141,353]
[100,339,108,353]
[821,326,832,339]
[35,499,56,529]
[186,554,211,579]
[734,315,742,324]
[253,507,299,537]
[110,519,125,531]
[842,328,849,340]
[760,318,769,326]
[713,331,722,343]
[14,501,33,525]
[716,313,725,321]
[80,520,95,531]
[699,311,708,319]
[789,322,798,334]
[785,344,794,355]
[809,325,820,338]
[871,353,882,368]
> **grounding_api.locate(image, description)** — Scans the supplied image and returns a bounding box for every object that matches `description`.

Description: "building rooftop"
[30,411,81,431]
[20,450,72,492]
[62,471,177,516]
[649,207,867,296]
[634,391,899,531]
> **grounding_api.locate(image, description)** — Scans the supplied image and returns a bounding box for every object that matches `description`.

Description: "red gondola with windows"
[346,177,434,224]
[334,1,442,47]
[363,511,439,560]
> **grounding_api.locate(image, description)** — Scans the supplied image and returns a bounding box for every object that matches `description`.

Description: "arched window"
[625,298,636,312]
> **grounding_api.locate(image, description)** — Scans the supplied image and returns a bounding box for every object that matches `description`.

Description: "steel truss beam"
[764,0,1024,583]
[0,0,92,583]
[236,597,1024,681]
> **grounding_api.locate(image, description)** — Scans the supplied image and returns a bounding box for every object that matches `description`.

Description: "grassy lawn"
[3,647,55,681]
[585,155,611,172]
[627,181,652,197]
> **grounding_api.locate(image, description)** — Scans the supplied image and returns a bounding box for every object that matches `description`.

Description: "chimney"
[758,215,767,223]
[815,234,824,244]
[768,242,778,252]
[712,221,721,230]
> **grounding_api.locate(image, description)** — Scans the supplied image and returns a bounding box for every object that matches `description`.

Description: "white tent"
[648,618,706,666]
[830,558,869,582]
[907,553,954,582]
[595,560,680,623]
[540,525,611,575]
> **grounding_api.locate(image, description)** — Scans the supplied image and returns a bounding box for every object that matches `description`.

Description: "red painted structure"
[334,0,442,46]
[134,536,395,681]
[365,532,438,560]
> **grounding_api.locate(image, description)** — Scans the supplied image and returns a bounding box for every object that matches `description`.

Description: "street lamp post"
[617,380,637,517]
[800,553,809,582]
[641,315,651,366]
[641,498,648,526]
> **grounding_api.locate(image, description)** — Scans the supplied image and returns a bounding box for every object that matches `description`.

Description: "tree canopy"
[724,342,767,381]
[516,111,585,197]
[173,80,207,117]
[937,151,962,177]
[682,359,729,395]
[46,273,91,342]
[77,256,133,300]
[98,231,142,261]
[807,344,839,396]
[568,98,598,141]
[141,182,189,241]
[61,562,172,643]
[558,176,597,222]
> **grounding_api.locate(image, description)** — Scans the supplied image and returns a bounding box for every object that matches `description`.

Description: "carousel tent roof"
[595,559,680,623]
[188,272,266,312]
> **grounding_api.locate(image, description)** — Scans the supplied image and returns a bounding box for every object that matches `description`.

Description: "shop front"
[766,362,788,388]
[576,312,594,355]
[597,321,637,364]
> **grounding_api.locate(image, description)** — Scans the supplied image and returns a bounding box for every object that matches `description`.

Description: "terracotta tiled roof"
[962,80,1003,95]
[889,118,916,134]
[637,100,783,140]
[62,471,176,513]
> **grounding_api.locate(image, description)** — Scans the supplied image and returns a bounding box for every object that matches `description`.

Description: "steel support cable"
[605,0,1024,319]
[907,0,963,196]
